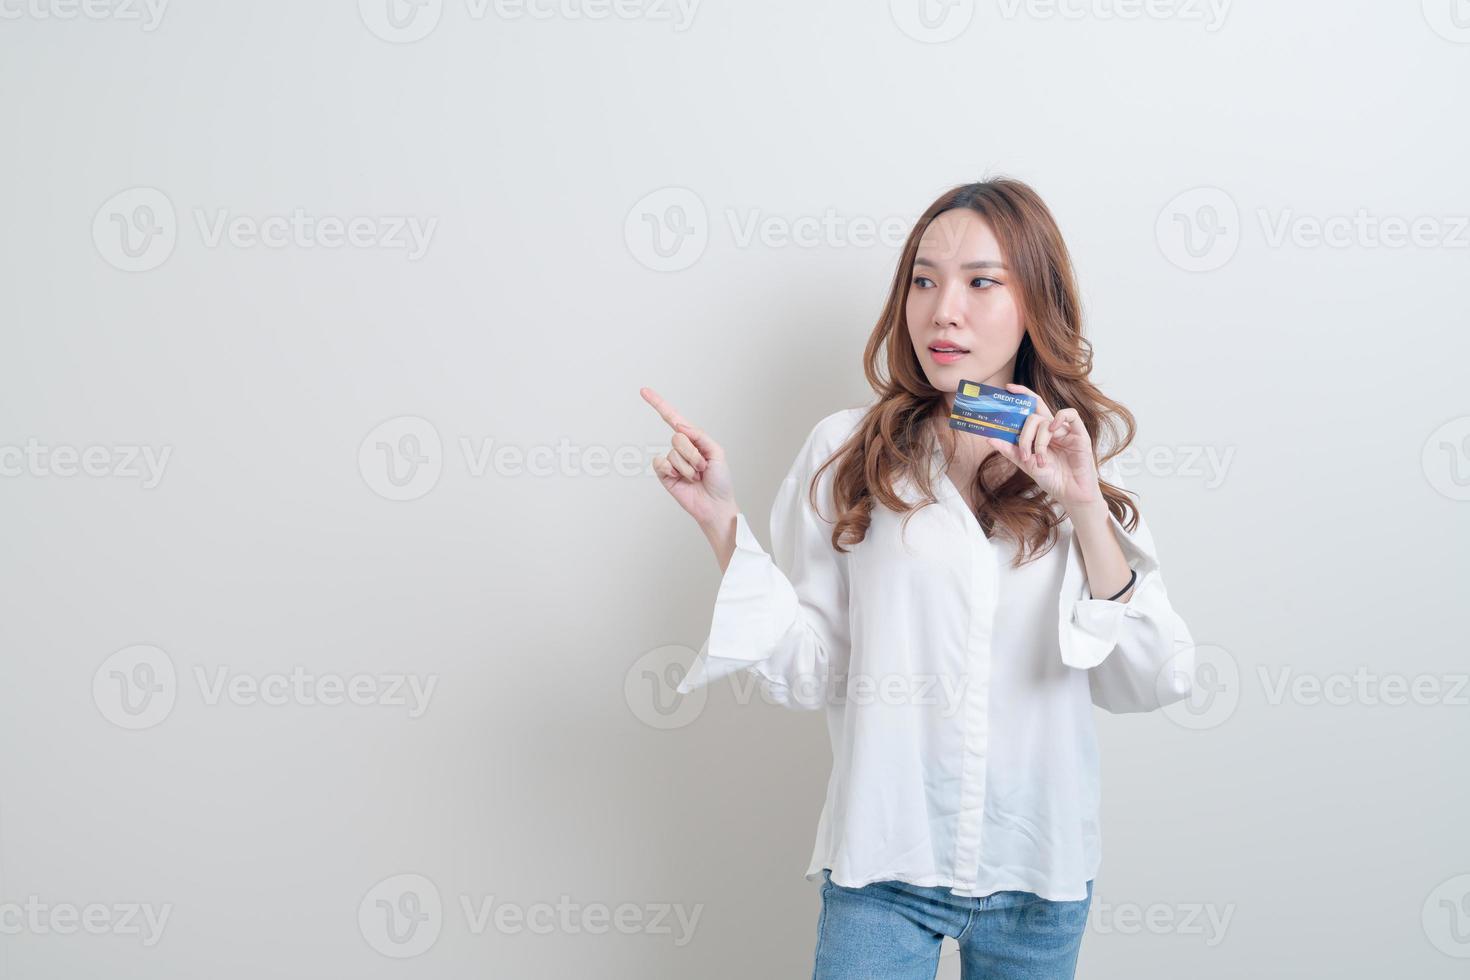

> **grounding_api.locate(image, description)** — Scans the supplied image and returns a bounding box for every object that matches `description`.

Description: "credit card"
[948,380,1037,444]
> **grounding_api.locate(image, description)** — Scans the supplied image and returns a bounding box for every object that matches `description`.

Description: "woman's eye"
[912,275,1000,289]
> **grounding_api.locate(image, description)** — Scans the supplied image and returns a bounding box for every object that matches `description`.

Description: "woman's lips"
[928,349,968,365]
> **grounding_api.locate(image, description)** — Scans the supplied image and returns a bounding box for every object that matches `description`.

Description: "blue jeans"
[812,869,1092,980]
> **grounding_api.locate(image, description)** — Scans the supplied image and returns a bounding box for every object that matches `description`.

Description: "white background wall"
[1,1,1467,976]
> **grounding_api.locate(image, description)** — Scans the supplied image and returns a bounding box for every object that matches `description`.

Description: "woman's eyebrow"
[913,256,1008,270]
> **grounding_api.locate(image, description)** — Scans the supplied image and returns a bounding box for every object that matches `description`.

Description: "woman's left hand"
[980,383,1104,516]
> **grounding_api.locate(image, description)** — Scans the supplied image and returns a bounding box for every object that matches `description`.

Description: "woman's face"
[905,208,1025,396]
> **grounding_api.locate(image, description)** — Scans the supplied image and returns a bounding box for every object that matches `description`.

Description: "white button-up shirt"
[675,406,1196,902]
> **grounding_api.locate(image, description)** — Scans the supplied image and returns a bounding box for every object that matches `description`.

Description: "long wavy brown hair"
[811,177,1142,567]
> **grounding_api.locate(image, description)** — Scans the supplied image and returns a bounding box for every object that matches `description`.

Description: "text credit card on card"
[948,380,1037,444]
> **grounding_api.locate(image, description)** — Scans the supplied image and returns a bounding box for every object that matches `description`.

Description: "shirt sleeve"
[1055,461,1197,714]
[673,417,851,710]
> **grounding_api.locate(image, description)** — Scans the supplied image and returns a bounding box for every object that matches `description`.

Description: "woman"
[641,178,1196,980]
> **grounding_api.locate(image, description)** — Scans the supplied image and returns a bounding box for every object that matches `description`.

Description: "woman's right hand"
[640,386,738,532]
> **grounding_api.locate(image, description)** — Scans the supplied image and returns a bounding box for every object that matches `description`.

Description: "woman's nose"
[933,283,963,326]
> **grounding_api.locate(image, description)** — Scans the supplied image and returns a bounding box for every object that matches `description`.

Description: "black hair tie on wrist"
[1090,567,1137,602]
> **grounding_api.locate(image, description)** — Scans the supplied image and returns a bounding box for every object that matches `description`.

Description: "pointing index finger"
[640,386,691,431]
